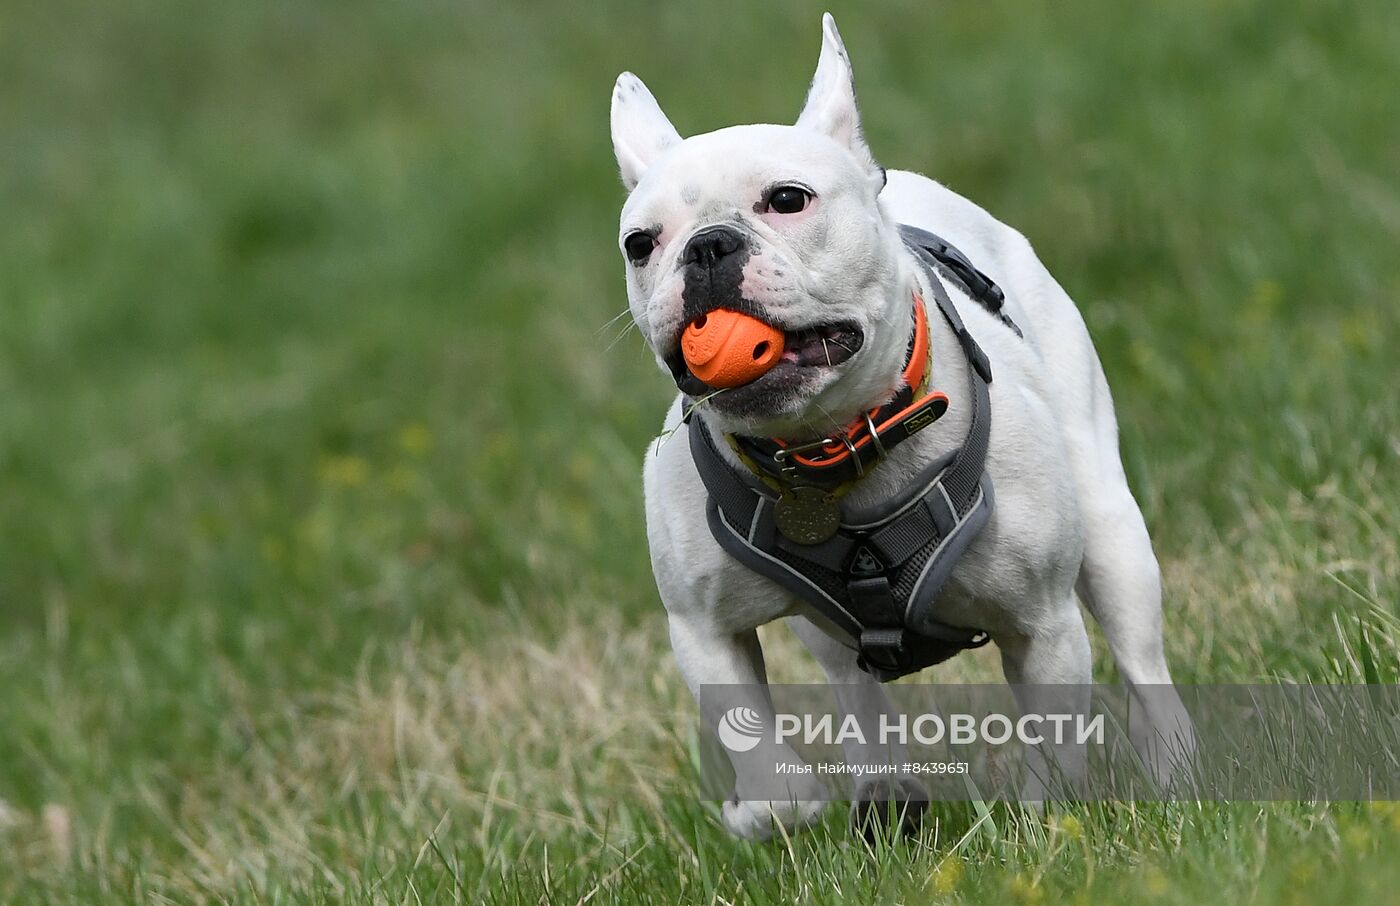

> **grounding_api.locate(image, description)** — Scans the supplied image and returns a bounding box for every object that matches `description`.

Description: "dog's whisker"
[604,321,638,352]
[595,307,634,337]
[799,405,848,449]
[811,402,844,436]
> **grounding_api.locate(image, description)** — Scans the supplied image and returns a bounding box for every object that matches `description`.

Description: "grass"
[0,0,1397,901]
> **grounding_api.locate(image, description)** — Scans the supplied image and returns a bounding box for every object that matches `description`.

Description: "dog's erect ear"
[611,72,682,192]
[796,13,879,177]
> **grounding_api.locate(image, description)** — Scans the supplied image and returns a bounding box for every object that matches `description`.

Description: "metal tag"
[773,486,841,545]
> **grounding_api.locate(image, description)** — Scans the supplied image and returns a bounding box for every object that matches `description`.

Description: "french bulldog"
[612,13,1194,841]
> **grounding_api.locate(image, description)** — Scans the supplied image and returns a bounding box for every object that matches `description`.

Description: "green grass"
[1,0,1398,901]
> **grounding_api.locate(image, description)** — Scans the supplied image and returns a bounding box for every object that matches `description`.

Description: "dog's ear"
[796,14,879,178]
[611,72,682,192]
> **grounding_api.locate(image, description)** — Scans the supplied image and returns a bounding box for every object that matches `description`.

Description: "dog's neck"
[697,240,975,501]
[789,243,976,509]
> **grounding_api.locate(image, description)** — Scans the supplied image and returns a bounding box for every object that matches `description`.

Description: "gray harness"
[686,226,1013,681]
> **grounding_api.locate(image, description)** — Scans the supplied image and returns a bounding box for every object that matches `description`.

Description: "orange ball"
[681,309,786,389]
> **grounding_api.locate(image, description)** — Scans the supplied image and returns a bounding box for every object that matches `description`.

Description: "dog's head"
[611,14,911,440]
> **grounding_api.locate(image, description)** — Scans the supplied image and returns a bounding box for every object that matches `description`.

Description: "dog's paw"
[850,774,929,843]
[721,794,827,841]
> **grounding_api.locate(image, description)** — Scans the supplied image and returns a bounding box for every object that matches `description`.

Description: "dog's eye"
[765,186,811,215]
[623,232,657,264]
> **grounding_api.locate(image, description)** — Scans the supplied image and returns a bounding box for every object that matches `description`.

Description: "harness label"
[904,407,940,433]
[849,545,884,576]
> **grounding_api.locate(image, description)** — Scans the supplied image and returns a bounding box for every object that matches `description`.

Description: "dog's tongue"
[681,309,786,389]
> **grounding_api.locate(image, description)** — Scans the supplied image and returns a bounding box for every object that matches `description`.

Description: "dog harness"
[686,226,1016,681]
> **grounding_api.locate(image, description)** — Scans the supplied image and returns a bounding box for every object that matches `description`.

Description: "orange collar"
[732,292,950,490]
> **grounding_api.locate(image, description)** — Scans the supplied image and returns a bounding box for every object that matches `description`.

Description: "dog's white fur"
[614,14,1194,840]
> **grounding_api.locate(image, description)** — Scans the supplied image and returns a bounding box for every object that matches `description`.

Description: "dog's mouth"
[780,322,866,367]
[665,320,865,397]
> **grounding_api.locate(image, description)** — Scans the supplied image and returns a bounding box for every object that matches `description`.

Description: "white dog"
[613,13,1194,840]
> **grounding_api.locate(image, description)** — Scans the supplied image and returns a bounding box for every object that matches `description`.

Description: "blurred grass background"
[1,0,1398,901]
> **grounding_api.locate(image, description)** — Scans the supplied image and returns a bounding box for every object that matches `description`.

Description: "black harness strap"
[686,228,1009,681]
[900,224,1023,338]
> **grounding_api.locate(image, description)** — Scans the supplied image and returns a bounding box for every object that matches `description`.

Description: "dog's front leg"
[788,617,929,839]
[668,613,829,840]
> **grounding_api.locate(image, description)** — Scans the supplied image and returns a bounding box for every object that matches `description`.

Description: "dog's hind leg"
[1068,401,1197,785]
[1073,481,1197,786]
[788,617,929,841]
[995,606,1094,803]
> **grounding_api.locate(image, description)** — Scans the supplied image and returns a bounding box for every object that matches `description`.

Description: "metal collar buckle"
[773,436,834,481]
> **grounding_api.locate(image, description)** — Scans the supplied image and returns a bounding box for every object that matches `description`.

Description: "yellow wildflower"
[1143,865,1168,897]
[398,423,433,456]
[318,454,368,487]
[1009,873,1043,904]
[1054,814,1083,839]
[930,859,962,895]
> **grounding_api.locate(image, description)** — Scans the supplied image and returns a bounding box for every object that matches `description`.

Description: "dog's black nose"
[683,225,745,268]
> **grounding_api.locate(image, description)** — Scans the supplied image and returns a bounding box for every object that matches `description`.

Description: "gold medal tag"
[773,486,841,545]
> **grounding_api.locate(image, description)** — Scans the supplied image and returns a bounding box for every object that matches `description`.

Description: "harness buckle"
[857,627,908,673]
